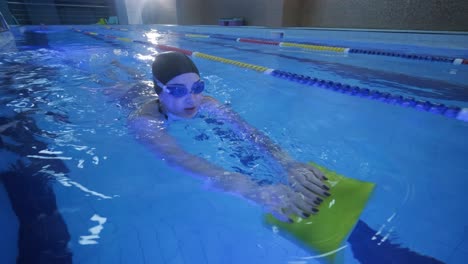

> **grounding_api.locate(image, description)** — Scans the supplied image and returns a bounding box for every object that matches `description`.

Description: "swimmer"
[129,51,330,222]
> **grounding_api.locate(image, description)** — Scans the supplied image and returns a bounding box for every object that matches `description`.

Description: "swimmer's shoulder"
[130,99,165,120]
[200,95,230,117]
[201,95,221,107]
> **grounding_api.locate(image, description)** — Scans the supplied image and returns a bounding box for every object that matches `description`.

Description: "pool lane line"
[185,31,467,65]
[72,28,468,123]
[102,26,345,53]
[101,26,468,65]
[191,52,269,72]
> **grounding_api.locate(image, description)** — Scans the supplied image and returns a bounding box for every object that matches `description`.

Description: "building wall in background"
[121,0,177,25]
[200,0,282,27]
[282,0,303,27]
[124,0,283,27]
[1,0,467,30]
[114,0,128,25]
[176,0,202,25]
[26,0,60,25]
[141,0,177,24]
[301,0,468,31]
[115,0,468,31]
[0,0,16,25]
[2,0,117,25]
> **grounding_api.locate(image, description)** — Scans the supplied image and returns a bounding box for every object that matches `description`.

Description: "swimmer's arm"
[129,116,319,222]
[128,116,259,193]
[128,116,224,177]
[110,60,143,80]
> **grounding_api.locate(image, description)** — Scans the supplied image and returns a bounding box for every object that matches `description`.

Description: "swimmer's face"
[159,73,203,119]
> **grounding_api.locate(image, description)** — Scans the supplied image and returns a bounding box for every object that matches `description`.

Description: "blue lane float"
[269,70,468,122]
[348,48,461,64]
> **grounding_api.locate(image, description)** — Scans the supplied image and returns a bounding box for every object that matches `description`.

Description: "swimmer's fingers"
[299,178,331,198]
[305,163,328,181]
[300,169,329,192]
[290,194,319,217]
[270,208,293,223]
[269,191,320,222]
[299,165,331,196]
[292,181,327,202]
[288,163,326,190]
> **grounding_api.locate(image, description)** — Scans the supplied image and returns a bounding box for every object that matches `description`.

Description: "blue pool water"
[1,25,468,264]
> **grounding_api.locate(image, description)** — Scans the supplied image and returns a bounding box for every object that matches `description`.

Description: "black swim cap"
[152,51,199,94]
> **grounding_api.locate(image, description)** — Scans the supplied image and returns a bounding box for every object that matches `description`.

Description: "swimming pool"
[1,24,467,264]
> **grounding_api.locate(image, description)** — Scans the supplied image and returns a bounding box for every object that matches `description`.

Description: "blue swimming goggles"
[153,77,205,98]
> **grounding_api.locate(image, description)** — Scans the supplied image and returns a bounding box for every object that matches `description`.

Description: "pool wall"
[118,0,468,31]
[3,0,467,31]
[0,11,14,51]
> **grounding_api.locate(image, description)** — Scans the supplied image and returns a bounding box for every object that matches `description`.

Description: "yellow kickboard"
[265,163,375,263]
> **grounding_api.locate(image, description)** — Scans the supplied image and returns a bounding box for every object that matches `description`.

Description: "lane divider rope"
[102,26,468,65]
[192,52,269,72]
[72,28,468,123]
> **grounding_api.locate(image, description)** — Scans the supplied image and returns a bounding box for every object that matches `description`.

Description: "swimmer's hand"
[285,162,330,203]
[211,172,318,223]
[252,184,320,223]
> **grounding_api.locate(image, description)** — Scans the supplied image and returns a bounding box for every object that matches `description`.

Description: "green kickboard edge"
[265,163,375,263]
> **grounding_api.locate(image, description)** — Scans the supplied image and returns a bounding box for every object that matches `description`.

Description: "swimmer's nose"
[185,93,196,104]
